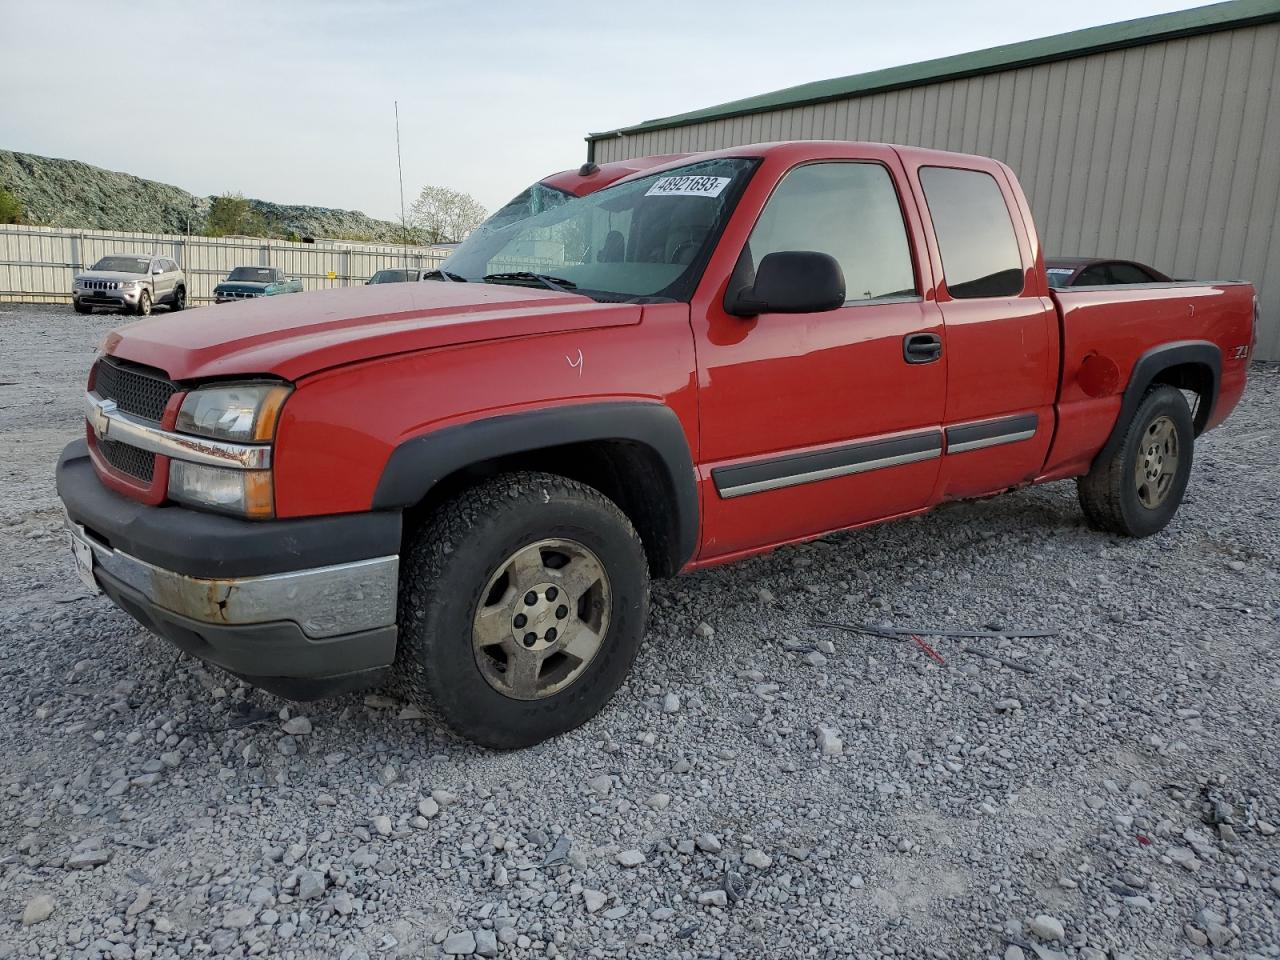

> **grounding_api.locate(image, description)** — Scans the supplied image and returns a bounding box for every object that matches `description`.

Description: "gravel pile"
[1,304,1277,959]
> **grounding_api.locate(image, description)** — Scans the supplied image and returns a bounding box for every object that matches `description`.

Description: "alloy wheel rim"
[472,538,611,700]
[1135,415,1178,509]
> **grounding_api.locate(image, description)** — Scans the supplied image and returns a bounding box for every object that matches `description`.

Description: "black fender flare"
[1091,340,1220,470]
[372,401,700,570]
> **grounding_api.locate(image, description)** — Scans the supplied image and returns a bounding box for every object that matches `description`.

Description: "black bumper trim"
[97,566,396,701]
[57,438,402,578]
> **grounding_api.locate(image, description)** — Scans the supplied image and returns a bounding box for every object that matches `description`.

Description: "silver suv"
[73,255,187,316]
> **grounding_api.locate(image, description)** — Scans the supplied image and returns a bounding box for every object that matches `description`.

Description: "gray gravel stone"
[442,930,477,956]
[616,849,645,867]
[21,895,54,926]
[587,774,612,796]
[297,871,326,900]
[474,929,498,958]
[65,849,111,869]
[1028,914,1065,941]
[815,725,843,756]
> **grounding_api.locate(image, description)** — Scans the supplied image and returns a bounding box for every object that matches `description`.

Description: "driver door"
[692,155,947,560]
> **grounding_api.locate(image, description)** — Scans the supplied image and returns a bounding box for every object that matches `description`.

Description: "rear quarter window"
[919,167,1024,299]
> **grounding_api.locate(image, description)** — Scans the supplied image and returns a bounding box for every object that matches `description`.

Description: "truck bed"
[1041,280,1255,481]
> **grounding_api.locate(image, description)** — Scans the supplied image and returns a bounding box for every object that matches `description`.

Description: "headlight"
[122,281,138,290]
[168,461,274,518]
[176,383,291,442]
[169,383,290,518]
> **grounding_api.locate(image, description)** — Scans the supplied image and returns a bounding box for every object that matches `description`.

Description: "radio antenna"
[395,100,408,248]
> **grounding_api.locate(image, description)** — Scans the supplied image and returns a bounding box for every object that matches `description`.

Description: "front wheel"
[133,290,152,316]
[1077,384,1194,537]
[396,472,650,748]
[73,302,92,315]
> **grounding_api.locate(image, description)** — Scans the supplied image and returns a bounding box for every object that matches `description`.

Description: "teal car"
[213,266,304,303]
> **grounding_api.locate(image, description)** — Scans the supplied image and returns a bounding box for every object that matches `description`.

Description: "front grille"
[219,290,258,299]
[93,357,177,423]
[99,438,156,482]
[84,280,120,291]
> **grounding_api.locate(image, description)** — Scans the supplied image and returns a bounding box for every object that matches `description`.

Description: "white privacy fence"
[0,225,451,305]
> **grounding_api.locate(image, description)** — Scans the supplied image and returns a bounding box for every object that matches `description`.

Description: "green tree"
[205,192,267,237]
[0,187,24,224]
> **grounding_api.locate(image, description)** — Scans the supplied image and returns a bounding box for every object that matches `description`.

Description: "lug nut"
[545,586,558,601]
[545,627,557,642]
[523,633,537,647]
[556,605,568,619]
[513,613,527,628]
[524,591,538,606]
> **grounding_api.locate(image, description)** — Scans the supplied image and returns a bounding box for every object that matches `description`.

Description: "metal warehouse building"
[587,0,1280,360]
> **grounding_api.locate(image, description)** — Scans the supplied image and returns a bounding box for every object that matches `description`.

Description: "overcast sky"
[1,0,1201,222]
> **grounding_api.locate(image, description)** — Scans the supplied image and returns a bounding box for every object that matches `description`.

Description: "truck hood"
[214,281,272,293]
[104,281,642,382]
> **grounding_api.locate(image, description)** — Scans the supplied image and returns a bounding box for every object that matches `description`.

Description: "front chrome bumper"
[74,287,141,304]
[66,513,398,639]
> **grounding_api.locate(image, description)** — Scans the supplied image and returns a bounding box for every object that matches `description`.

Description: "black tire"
[396,471,650,749]
[73,302,92,315]
[134,290,152,317]
[170,286,186,311]
[1077,384,1194,537]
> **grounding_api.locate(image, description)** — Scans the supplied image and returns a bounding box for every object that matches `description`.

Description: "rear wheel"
[170,286,186,311]
[396,471,650,748]
[73,302,92,315]
[133,290,152,316]
[1077,384,1194,537]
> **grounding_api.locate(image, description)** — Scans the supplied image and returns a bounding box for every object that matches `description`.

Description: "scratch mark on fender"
[566,348,584,377]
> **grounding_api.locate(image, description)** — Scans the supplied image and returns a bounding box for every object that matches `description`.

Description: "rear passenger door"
[693,156,947,559]
[913,164,1058,500]
[152,259,174,302]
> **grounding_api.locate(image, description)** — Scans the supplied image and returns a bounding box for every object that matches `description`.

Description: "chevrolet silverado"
[57,142,1257,748]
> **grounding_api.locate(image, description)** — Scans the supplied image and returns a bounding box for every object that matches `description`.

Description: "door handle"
[903,332,943,364]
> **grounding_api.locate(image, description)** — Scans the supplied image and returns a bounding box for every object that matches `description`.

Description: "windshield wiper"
[422,269,468,282]
[483,271,577,293]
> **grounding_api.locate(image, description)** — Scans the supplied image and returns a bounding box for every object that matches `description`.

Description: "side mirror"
[151,264,164,274]
[727,251,845,317]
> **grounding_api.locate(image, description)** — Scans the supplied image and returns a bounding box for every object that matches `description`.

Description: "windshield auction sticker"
[645,176,732,198]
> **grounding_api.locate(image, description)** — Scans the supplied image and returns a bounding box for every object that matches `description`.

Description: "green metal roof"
[587,0,1280,142]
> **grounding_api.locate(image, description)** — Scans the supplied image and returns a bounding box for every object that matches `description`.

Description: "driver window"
[745,162,917,303]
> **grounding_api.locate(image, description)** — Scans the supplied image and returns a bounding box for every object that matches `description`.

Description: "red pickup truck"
[57,141,1257,748]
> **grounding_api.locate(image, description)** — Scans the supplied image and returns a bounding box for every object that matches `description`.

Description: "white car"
[73,255,186,316]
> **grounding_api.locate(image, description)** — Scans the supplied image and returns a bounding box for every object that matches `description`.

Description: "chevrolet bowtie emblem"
[90,399,117,441]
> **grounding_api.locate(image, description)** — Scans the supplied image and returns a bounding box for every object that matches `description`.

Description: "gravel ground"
[1,302,1278,960]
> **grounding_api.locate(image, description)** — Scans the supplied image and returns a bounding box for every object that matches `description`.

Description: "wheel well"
[1150,361,1214,433]
[402,440,686,578]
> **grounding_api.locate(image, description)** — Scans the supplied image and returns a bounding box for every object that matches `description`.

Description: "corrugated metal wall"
[0,226,449,305]
[593,22,1280,360]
